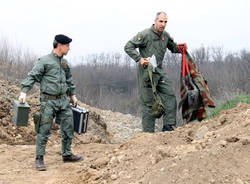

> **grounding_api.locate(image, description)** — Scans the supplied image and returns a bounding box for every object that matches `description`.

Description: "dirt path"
[0,143,119,184]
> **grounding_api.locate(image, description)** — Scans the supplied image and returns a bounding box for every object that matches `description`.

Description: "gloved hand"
[18,92,27,104]
[70,95,78,107]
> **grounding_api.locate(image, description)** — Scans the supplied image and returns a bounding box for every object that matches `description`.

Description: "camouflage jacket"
[181,52,216,122]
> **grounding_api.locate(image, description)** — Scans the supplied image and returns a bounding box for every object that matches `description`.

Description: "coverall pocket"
[40,102,47,112]
[141,85,153,106]
[40,114,53,125]
[33,113,41,133]
[40,101,53,125]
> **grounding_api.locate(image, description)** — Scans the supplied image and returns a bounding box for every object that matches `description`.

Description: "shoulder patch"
[61,62,68,68]
[138,34,143,41]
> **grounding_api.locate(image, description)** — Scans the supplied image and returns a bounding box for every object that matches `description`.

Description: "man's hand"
[70,95,78,107]
[18,92,27,104]
[138,58,149,68]
[177,43,188,50]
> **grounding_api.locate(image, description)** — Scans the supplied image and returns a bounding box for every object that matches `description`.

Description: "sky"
[0,0,250,63]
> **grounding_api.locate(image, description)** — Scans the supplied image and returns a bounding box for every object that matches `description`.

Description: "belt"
[42,93,66,100]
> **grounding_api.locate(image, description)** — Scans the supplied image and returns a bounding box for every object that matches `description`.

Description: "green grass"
[207,94,250,119]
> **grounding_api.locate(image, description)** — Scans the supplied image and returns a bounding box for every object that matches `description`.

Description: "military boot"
[162,124,175,132]
[35,155,46,171]
[62,154,83,162]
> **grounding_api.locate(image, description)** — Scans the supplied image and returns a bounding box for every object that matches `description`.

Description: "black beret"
[55,34,72,44]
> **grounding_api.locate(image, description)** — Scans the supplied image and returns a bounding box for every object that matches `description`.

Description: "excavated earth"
[0,78,250,184]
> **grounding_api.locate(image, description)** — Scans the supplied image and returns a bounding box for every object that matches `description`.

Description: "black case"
[71,105,89,134]
[56,105,89,134]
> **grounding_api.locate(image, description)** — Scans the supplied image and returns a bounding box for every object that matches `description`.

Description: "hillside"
[0,78,249,184]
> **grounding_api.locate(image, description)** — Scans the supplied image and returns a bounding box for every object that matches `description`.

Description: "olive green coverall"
[21,52,75,156]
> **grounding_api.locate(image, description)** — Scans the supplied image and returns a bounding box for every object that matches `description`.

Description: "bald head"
[155,12,168,20]
[154,12,168,34]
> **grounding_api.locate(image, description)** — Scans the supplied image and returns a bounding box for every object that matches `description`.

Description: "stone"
[111,174,118,180]
[194,126,209,140]
[109,156,119,165]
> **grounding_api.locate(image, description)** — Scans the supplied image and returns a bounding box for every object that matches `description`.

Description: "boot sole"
[63,157,83,163]
[36,167,46,171]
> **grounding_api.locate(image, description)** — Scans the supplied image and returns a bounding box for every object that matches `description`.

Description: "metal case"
[71,105,89,134]
[55,105,89,134]
[13,100,30,126]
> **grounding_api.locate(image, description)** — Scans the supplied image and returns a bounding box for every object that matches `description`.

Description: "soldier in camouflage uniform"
[124,12,185,133]
[18,34,82,171]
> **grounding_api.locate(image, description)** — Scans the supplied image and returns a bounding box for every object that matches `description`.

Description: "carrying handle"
[177,43,188,77]
[177,43,198,92]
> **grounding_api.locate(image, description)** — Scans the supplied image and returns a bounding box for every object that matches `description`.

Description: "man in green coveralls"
[18,34,82,171]
[124,12,185,133]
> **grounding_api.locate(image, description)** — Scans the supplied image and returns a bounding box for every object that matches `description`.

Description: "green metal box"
[13,100,30,126]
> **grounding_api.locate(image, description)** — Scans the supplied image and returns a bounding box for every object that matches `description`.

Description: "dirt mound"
[0,79,36,145]
[60,103,250,184]
[0,79,141,145]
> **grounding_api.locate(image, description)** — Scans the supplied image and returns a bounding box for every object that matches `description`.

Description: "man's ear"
[57,43,63,51]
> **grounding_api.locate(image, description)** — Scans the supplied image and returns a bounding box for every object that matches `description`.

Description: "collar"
[51,51,63,59]
[150,24,162,37]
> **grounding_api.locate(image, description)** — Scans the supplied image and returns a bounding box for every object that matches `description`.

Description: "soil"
[0,79,250,184]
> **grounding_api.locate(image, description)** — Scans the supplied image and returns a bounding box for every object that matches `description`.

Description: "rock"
[134,128,142,134]
[118,155,125,162]
[209,178,216,184]
[226,137,240,143]
[219,116,227,125]
[150,154,161,165]
[118,171,129,178]
[93,157,109,169]
[194,126,208,140]
[236,178,244,184]
[16,134,22,139]
[157,146,177,158]
[110,174,118,180]
[0,112,7,118]
[241,137,250,145]
[109,156,119,165]
[171,163,177,167]
[1,119,8,126]
[182,169,189,177]
[200,142,207,149]
[0,144,7,149]
[217,140,227,147]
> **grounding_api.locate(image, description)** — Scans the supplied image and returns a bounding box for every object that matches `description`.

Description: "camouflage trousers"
[137,66,177,133]
[36,94,74,157]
